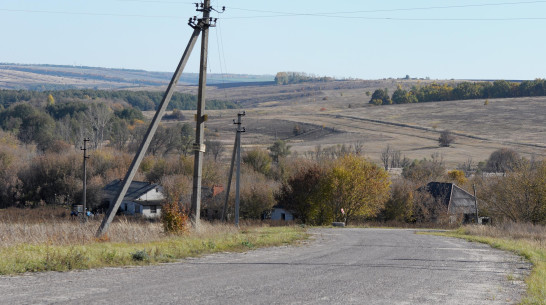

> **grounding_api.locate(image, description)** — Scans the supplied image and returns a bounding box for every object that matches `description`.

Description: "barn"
[102,180,166,218]
[424,182,478,223]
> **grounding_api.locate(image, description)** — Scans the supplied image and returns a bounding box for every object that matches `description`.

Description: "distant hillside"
[0,63,274,90]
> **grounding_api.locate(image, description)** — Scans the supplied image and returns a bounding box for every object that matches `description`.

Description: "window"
[150,206,157,214]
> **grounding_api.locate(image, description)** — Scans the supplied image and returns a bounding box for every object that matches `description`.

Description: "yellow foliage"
[323,154,391,223]
[448,170,467,185]
[47,94,55,105]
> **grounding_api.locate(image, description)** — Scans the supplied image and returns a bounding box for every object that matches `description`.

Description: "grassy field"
[0,208,307,275]
[158,91,546,168]
[426,223,546,305]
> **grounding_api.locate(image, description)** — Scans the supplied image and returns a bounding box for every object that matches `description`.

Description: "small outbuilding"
[270,205,294,221]
[102,180,166,218]
[424,182,478,223]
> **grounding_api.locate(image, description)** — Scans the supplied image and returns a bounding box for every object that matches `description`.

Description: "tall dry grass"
[460,222,546,249]
[0,207,165,247]
[0,207,301,248]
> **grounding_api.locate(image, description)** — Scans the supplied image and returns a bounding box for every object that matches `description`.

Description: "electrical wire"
[214,0,230,100]
[228,1,546,16]
[1,1,546,21]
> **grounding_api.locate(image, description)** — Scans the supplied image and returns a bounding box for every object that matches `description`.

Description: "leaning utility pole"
[81,138,90,222]
[96,3,219,237]
[190,0,212,230]
[221,112,245,224]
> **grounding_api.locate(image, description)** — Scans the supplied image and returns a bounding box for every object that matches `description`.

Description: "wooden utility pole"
[96,5,212,237]
[190,0,212,230]
[81,138,90,222]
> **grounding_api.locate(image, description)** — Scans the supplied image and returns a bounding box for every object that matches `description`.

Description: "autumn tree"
[482,160,545,224]
[382,179,415,222]
[275,163,325,224]
[322,154,390,225]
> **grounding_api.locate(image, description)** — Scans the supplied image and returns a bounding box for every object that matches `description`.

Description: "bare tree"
[352,141,364,155]
[390,149,401,168]
[205,140,225,161]
[84,103,112,150]
[381,145,391,170]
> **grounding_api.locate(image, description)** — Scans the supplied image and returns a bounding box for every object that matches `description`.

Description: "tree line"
[274,72,334,85]
[370,79,546,105]
[0,89,238,111]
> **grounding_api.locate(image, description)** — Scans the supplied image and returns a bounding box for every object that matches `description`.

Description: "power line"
[228,0,546,16]
[1,0,546,21]
[0,8,184,19]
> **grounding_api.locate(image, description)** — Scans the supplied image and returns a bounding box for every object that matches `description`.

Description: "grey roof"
[102,180,161,202]
[424,182,476,214]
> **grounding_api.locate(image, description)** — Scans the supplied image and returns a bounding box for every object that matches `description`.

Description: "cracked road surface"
[0,228,530,304]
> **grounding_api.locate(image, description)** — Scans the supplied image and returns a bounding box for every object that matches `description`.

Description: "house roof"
[424,182,453,207]
[423,182,476,214]
[102,180,162,202]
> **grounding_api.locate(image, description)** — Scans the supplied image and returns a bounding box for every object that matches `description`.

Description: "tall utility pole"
[190,0,212,230]
[81,138,90,222]
[234,111,245,227]
[221,112,245,224]
[96,3,218,237]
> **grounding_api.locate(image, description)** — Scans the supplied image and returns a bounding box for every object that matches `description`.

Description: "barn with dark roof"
[424,182,478,223]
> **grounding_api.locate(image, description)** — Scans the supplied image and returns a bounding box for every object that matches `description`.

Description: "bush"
[438,130,455,147]
[161,200,189,234]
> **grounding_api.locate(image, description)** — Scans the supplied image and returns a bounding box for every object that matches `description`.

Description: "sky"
[1,0,546,80]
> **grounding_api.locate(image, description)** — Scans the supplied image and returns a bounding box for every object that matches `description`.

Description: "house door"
[281,213,286,221]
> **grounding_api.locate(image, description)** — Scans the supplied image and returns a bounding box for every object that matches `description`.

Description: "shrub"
[438,130,455,147]
[161,200,189,234]
[131,249,150,261]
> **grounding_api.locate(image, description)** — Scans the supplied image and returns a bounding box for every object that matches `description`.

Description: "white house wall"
[141,206,161,218]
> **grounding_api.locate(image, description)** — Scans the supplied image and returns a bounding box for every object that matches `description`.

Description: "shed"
[102,180,166,218]
[270,205,294,221]
[424,182,477,223]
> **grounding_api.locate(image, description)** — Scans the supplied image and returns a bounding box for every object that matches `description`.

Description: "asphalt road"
[0,228,530,305]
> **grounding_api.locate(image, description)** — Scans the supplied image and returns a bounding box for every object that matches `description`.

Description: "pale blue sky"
[1,0,545,80]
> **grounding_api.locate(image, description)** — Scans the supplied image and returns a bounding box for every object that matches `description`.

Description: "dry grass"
[460,222,546,248]
[0,207,164,248]
[0,207,308,275]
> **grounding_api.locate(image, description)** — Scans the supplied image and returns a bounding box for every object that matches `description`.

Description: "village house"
[423,182,479,224]
[102,180,166,218]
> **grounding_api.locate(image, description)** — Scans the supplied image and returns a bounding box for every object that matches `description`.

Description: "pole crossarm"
[96,13,203,238]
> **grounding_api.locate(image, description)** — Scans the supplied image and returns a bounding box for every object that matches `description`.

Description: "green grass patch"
[423,229,545,305]
[0,226,307,275]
